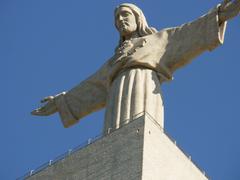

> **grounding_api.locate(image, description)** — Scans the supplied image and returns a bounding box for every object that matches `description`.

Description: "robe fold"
[54,5,227,133]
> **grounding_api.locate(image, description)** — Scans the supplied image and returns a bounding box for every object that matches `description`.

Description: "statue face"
[115,7,137,37]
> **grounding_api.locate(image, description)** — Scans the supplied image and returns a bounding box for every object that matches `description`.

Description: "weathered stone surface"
[28,116,144,180]
[27,114,208,180]
[142,114,208,180]
[32,2,233,134]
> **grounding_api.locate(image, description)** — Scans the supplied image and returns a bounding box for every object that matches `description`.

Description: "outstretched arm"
[219,0,240,24]
[157,4,228,79]
[31,60,110,128]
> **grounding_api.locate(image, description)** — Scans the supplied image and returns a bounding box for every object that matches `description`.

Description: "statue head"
[114,3,157,45]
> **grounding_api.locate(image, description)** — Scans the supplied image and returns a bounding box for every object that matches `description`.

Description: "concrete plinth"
[27,114,208,180]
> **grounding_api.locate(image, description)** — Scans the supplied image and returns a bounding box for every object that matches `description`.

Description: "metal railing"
[16,133,103,180]
[17,111,208,180]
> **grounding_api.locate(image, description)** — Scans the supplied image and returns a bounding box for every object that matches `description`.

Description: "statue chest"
[112,37,148,65]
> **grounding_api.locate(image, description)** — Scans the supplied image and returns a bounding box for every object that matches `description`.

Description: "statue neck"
[122,31,139,41]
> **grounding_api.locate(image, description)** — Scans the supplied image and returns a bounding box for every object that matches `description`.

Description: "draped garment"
[54,6,227,134]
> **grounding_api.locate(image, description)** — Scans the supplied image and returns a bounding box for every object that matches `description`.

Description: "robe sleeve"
[160,5,227,76]
[53,61,110,128]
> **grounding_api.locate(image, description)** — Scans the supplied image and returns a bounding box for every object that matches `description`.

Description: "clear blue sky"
[1,0,240,179]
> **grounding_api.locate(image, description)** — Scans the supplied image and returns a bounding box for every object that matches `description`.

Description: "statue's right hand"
[31,96,57,116]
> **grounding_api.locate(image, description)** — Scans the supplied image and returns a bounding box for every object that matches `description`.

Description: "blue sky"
[1,0,240,179]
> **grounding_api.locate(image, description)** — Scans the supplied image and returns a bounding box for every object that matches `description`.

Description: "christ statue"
[32,1,240,134]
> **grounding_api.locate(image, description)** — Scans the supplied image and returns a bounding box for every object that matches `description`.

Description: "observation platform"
[19,112,208,180]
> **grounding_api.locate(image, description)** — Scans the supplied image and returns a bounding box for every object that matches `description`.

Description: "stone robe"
[54,6,227,134]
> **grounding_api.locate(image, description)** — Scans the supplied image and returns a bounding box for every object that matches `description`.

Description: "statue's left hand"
[219,0,240,23]
[31,96,57,116]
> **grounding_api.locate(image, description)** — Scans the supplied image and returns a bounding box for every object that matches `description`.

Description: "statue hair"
[114,3,157,48]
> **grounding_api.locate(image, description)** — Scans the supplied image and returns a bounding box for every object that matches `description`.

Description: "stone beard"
[32,3,230,134]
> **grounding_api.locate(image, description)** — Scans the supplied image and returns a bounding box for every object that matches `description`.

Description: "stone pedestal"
[27,114,208,180]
